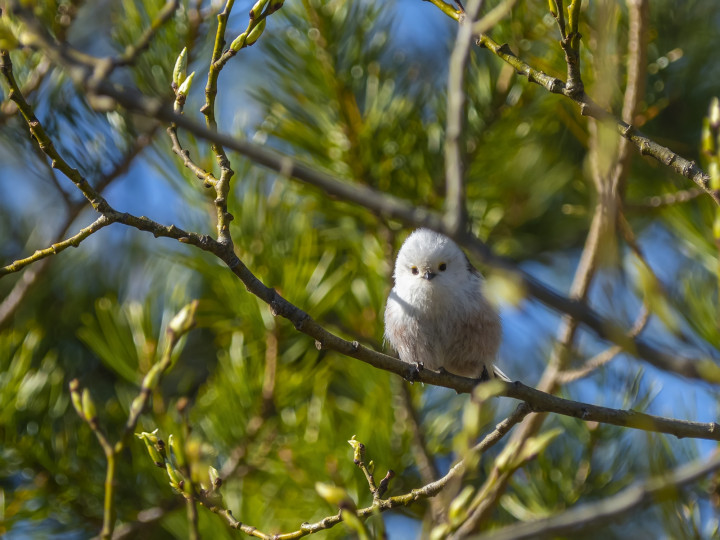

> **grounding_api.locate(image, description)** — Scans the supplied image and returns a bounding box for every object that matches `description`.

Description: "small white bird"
[384,229,502,380]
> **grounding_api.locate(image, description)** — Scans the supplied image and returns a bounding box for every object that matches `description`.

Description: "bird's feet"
[406,361,424,383]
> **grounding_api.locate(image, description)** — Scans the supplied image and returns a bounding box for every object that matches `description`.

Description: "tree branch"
[0,49,110,212]
[0,214,114,275]
[557,303,650,383]
[4,2,720,433]
[473,451,720,540]
[201,0,237,247]
[11,200,709,447]
[2,30,716,382]
[473,33,720,205]
[444,0,484,234]
[0,129,155,325]
[174,402,531,539]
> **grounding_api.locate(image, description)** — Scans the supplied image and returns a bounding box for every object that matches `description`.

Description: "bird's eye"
[411,266,419,275]
[439,263,447,271]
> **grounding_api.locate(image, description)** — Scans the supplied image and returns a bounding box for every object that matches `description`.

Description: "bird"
[384,229,503,381]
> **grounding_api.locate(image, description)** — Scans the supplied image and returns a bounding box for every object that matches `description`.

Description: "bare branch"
[0,130,155,325]
[424,0,463,21]
[196,403,530,539]
[444,0,484,234]
[1,215,114,276]
[473,451,720,540]
[0,50,110,211]
[167,124,218,188]
[200,0,237,247]
[557,303,650,383]
[474,33,720,205]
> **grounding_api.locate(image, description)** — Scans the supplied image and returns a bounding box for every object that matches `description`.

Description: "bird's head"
[393,229,475,297]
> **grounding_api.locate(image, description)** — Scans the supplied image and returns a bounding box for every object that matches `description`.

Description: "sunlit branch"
[172,403,531,539]
[201,0,237,247]
[0,215,114,276]
[473,450,720,540]
[473,33,720,205]
[0,50,110,211]
[0,126,155,327]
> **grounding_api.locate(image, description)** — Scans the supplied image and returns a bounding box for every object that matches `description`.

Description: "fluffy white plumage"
[384,229,502,380]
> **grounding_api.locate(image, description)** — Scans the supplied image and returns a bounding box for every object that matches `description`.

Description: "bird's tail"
[492,364,511,382]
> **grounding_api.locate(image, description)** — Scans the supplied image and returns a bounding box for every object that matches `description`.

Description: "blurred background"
[1,0,720,538]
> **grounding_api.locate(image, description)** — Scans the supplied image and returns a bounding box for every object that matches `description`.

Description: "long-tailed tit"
[384,229,503,380]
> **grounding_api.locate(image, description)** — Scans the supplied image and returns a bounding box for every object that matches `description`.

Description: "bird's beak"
[422,271,436,281]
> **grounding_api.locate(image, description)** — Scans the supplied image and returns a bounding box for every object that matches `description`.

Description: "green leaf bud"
[710,97,720,130]
[249,0,270,19]
[315,482,356,510]
[69,379,84,418]
[81,388,97,426]
[172,47,188,87]
[347,436,365,464]
[246,19,266,46]
[138,431,165,467]
[168,434,186,468]
[166,460,185,491]
[448,485,474,524]
[208,466,222,489]
[168,299,199,336]
[176,71,196,99]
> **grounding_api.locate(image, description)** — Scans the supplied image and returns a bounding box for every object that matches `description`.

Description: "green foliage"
[3,0,720,538]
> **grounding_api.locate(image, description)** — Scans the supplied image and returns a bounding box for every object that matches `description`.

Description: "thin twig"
[167,124,218,187]
[178,403,530,540]
[0,49,109,211]
[424,0,464,20]
[0,56,51,118]
[200,0,237,246]
[1,215,115,275]
[71,304,196,539]
[557,303,650,383]
[0,130,155,326]
[624,188,704,210]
